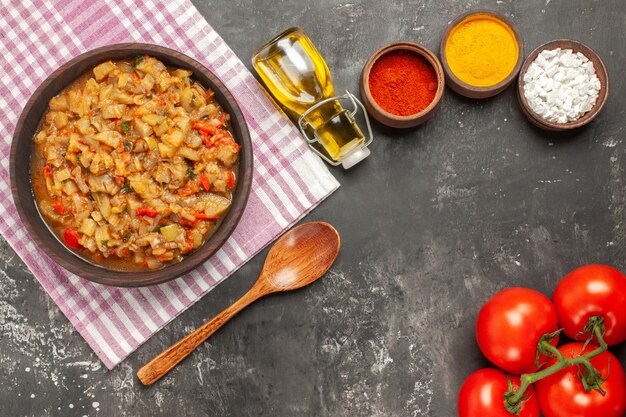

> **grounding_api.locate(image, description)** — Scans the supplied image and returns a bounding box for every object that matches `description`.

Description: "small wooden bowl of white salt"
[517,39,609,131]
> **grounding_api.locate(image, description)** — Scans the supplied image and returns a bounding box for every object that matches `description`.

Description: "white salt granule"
[523,48,600,123]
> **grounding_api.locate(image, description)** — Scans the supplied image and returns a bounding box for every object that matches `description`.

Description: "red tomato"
[553,264,626,346]
[63,228,82,250]
[136,207,158,217]
[535,342,626,417]
[476,287,559,375]
[226,171,236,188]
[458,368,540,417]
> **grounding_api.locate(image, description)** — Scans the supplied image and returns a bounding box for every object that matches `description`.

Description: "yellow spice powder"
[445,15,519,87]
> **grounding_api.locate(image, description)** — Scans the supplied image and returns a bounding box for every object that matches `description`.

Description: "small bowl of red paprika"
[360,41,445,128]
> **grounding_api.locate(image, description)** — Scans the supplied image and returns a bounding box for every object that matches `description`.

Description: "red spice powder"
[368,50,438,116]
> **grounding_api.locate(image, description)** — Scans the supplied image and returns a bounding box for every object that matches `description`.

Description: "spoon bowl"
[262,222,340,291]
[137,222,340,385]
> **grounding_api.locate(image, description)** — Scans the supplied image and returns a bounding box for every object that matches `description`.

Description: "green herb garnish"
[123,233,131,242]
[101,240,109,248]
[119,179,131,194]
[186,167,196,179]
[132,55,144,68]
[121,120,131,133]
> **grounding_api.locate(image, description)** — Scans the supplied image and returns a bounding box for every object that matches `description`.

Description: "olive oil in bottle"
[252,27,372,168]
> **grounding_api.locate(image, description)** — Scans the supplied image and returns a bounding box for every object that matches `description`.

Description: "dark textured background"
[1,0,624,416]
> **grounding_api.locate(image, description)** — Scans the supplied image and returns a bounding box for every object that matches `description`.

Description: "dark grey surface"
[1,0,624,416]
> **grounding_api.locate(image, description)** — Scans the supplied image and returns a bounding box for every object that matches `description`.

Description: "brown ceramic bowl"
[440,10,524,99]
[9,43,253,287]
[359,41,445,128]
[517,39,609,131]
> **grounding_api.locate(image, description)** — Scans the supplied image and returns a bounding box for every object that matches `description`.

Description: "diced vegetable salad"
[32,56,240,270]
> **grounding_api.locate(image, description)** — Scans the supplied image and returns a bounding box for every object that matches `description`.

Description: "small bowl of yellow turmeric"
[440,10,524,99]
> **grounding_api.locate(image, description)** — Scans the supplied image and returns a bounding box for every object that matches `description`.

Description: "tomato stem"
[540,342,566,362]
[504,316,608,414]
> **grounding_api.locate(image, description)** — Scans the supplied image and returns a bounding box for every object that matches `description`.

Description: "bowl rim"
[359,41,445,128]
[439,9,524,99]
[9,43,253,287]
[516,39,610,131]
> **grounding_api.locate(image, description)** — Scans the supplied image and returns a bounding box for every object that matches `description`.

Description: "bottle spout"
[341,146,370,169]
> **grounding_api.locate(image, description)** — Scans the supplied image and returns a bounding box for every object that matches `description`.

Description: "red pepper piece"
[199,174,211,191]
[202,131,214,148]
[226,171,236,188]
[43,164,53,178]
[194,212,219,221]
[63,228,82,249]
[52,200,65,215]
[192,121,218,135]
[179,218,196,228]
[136,207,158,217]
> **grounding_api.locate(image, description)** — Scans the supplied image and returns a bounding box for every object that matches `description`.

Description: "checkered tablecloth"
[0,0,339,369]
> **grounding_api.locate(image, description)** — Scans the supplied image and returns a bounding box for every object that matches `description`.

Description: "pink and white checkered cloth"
[0,0,339,368]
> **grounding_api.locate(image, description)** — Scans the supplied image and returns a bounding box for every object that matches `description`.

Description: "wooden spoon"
[137,221,340,385]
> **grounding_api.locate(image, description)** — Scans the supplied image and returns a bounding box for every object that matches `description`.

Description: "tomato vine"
[503,316,608,414]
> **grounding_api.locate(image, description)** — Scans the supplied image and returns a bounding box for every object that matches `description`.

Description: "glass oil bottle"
[252,27,373,169]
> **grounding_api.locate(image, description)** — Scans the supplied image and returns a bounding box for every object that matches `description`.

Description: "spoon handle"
[137,287,265,385]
